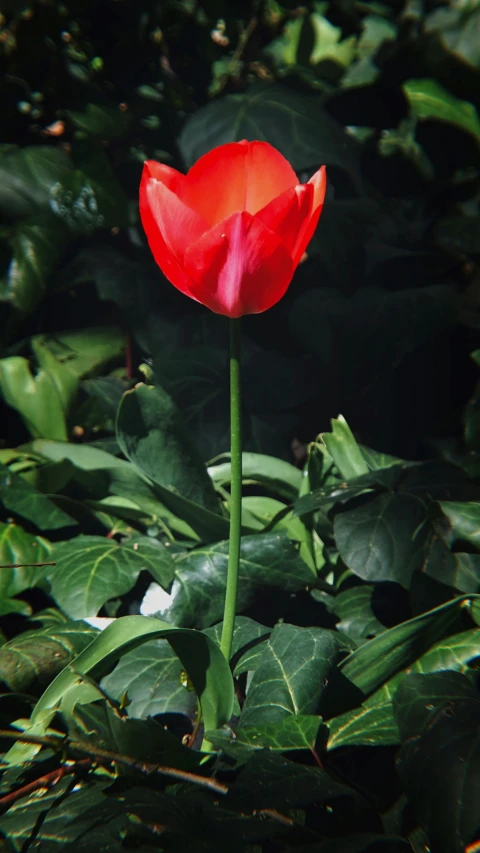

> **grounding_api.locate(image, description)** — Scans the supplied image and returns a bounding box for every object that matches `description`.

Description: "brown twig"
[0,729,228,795]
[68,741,229,794]
[0,730,297,826]
[0,759,92,809]
[0,562,56,569]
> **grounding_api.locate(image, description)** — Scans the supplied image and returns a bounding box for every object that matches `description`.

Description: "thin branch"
[0,759,92,809]
[0,730,228,795]
[0,562,56,569]
[68,741,229,794]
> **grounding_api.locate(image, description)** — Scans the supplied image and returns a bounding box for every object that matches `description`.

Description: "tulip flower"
[139,140,326,665]
[140,140,326,318]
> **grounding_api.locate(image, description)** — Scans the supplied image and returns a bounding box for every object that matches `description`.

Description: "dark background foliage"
[0,2,480,852]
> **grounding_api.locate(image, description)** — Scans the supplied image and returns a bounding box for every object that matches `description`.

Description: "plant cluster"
[0,1,480,851]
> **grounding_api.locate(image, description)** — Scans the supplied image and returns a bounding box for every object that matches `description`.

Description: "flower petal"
[256,183,314,258]
[139,162,209,300]
[142,160,185,193]
[291,165,327,265]
[181,141,299,226]
[184,211,294,318]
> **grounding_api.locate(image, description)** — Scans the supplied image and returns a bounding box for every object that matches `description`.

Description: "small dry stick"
[0,759,92,809]
[0,562,56,569]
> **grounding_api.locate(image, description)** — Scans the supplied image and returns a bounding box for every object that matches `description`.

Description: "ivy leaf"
[339,595,479,697]
[70,699,203,769]
[203,616,270,663]
[0,619,98,692]
[100,639,197,720]
[0,219,67,314]
[225,750,369,815]
[116,382,229,541]
[332,585,388,645]
[157,532,314,629]
[179,83,363,192]
[0,776,112,852]
[48,535,176,619]
[208,452,302,502]
[0,522,52,599]
[0,145,73,219]
[334,491,430,589]
[4,615,234,766]
[394,672,480,853]
[327,626,480,750]
[206,715,324,762]
[0,461,76,530]
[440,500,480,549]
[238,622,343,727]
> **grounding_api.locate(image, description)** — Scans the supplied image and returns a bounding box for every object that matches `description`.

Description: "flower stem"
[220,318,242,663]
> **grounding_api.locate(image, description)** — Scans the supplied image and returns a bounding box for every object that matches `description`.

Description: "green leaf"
[153,336,314,461]
[265,13,356,69]
[0,461,76,530]
[206,715,324,761]
[208,452,302,502]
[0,776,113,852]
[100,639,197,720]
[49,168,127,234]
[4,614,234,766]
[309,13,356,66]
[0,145,73,219]
[116,383,220,510]
[116,383,228,541]
[49,534,176,619]
[0,220,66,313]
[0,618,99,692]
[29,439,200,540]
[0,355,69,440]
[393,670,480,741]
[203,615,270,665]
[327,699,399,750]
[241,496,319,574]
[356,14,397,59]
[31,326,125,381]
[403,78,480,141]
[294,466,401,516]
[339,595,479,696]
[178,83,363,191]
[360,446,405,471]
[157,532,315,629]
[327,626,480,750]
[66,104,130,138]
[334,491,430,589]
[0,598,32,617]
[225,750,367,813]
[0,522,52,598]
[333,585,387,645]
[442,7,480,69]
[394,672,480,853]
[238,623,343,727]
[321,416,370,480]
[70,699,202,769]
[440,500,480,549]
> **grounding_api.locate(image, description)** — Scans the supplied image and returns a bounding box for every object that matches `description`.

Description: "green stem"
[220,318,242,663]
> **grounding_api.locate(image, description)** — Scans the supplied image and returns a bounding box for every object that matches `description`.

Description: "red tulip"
[140,140,326,318]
